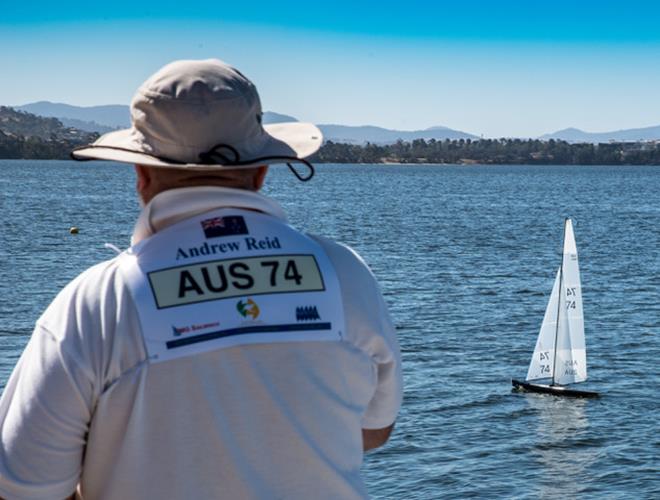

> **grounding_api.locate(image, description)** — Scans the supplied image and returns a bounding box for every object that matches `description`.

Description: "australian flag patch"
[201,216,248,239]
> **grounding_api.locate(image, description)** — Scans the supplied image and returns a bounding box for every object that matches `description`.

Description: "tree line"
[0,131,90,160]
[310,138,660,165]
[0,106,98,159]
[3,130,660,165]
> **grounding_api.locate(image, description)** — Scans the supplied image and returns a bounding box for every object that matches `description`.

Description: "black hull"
[512,379,599,398]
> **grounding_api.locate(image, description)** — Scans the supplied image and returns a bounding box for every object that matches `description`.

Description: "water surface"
[1,161,658,499]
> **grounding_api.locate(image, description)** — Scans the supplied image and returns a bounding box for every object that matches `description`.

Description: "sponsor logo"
[201,216,248,239]
[171,321,221,337]
[172,325,187,337]
[237,298,260,320]
[296,306,320,321]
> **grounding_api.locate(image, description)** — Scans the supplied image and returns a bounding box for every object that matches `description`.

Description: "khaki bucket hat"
[71,59,322,176]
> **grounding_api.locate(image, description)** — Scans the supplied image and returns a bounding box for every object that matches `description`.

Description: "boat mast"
[551,218,568,386]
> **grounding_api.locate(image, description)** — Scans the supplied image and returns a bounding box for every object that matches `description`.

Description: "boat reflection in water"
[524,395,600,498]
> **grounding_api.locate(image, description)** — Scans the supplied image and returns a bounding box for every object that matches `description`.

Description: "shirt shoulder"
[310,235,379,288]
[37,256,121,336]
[309,236,396,356]
[310,235,403,428]
[37,256,147,391]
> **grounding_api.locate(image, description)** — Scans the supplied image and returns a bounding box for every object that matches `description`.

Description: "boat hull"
[512,379,599,398]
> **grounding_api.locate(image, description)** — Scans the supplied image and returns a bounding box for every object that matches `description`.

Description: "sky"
[3,0,660,137]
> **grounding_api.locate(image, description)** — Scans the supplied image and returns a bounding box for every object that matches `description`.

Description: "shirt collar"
[131,186,287,245]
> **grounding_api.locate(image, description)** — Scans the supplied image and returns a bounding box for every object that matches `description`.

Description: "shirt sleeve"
[0,324,94,500]
[313,236,403,430]
[0,258,146,499]
[358,285,403,430]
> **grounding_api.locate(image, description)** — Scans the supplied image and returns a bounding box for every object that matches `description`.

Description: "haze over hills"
[316,124,477,143]
[16,102,129,132]
[11,101,660,144]
[262,112,298,124]
[540,126,660,143]
[12,102,478,144]
[3,106,660,165]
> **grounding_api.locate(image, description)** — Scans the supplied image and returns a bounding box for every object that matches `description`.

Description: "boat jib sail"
[526,267,561,381]
[526,219,587,385]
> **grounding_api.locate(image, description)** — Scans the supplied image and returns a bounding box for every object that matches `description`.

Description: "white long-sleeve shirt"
[0,187,402,500]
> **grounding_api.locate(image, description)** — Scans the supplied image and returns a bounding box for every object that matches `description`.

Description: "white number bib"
[119,209,345,364]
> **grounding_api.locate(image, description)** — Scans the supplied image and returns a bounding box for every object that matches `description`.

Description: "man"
[0,59,402,499]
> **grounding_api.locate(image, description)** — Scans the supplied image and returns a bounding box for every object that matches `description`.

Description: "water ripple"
[1,162,658,499]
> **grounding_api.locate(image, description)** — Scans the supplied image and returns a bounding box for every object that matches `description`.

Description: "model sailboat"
[512,219,599,398]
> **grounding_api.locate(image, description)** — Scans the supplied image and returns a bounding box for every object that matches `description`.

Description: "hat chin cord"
[71,143,315,182]
[198,143,315,182]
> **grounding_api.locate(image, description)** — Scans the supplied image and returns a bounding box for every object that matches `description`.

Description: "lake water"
[1,160,658,499]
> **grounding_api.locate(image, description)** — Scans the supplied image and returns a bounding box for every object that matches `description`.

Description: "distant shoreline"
[1,159,659,168]
[2,138,660,166]
[4,105,660,165]
[308,139,660,166]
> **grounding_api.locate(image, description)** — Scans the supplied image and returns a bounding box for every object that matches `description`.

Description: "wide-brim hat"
[71,59,323,170]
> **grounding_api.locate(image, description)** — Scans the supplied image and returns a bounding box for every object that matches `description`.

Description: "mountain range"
[0,106,98,160]
[14,102,478,144]
[17,102,128,133]
[0,106,96,143]
[539,126,660,143]
[12,101,660,144]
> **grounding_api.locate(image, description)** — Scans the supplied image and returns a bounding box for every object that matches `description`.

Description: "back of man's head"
[134,164,268,205]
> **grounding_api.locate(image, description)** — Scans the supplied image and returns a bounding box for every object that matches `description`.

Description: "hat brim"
[71,122,323,169]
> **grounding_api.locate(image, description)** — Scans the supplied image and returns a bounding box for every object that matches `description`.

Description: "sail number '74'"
[566,287,578,309]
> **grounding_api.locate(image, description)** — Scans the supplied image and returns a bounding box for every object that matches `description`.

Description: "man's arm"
[362,423,395,452]
[0,325,92,499]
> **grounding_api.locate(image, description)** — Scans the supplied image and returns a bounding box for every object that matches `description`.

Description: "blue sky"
[3,1,660,137]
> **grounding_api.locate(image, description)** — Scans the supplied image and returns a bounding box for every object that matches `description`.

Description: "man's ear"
[135,164,158,205]
[135,165,152,196]
[253,166,269,190]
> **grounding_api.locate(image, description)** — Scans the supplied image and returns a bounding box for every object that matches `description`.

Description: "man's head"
[72,59,322,178]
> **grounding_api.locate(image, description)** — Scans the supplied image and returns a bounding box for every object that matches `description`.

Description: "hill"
[14,102,299,133]
[540,125,660,143]
[16,102,130,130]
[317,124,477,144]
[13,101,660,144]
[0,107,97,159]
[14,101,477,143]
[262,112,298,124]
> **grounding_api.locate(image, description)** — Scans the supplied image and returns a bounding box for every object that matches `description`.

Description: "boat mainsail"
[515,219,594,396]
